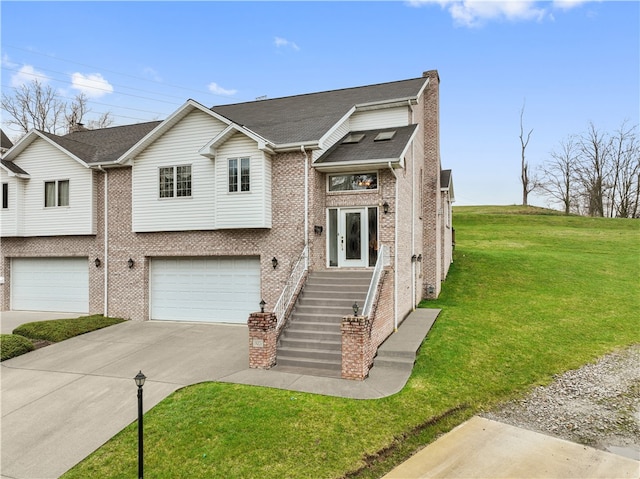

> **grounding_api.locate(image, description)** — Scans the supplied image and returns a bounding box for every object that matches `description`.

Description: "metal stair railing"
[363,244,386,317]
[274,245,308,330]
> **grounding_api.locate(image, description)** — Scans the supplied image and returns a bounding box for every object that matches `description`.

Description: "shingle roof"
[1,129,13,151]
[1,158,28,175]
[211,77,428,145]
[60,121,161,164]
[316,125,419,165]
[440,169,452,188]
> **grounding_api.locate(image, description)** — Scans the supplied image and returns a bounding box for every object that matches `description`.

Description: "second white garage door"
[150,257,260,323]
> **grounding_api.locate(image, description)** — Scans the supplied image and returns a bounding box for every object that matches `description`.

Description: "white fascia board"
[116,99,233,164]
[272,141,320,152]
[313,158,402,173]
[399,126,420,161]
[199,123,275,158]
[3,130,90,168]
[354,97,417,112]
[318,106,357,150]
[415,77,429,102]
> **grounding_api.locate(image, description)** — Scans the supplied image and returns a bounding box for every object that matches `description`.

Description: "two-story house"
[0,70,453,378]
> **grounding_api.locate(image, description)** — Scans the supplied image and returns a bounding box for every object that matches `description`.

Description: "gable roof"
[440,169,455,200]
[211,77,428,146]
[1,122,161,168]
[315,125,419,171]
[0,158,29,177]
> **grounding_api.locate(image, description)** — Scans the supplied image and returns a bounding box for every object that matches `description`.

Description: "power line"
[3,44,246,101]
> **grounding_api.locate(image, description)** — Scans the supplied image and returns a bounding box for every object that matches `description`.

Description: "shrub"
[13,315,125,343]
[1,334,35,361]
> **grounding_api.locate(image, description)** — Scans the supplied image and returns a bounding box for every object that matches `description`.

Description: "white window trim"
[44,179,70,208]
[327,172,378,194]
[228,157,251,193]
[158,164,192,199]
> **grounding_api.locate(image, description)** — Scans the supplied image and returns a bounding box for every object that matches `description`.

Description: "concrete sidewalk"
[1,309,439,478]
[382,416,640,479]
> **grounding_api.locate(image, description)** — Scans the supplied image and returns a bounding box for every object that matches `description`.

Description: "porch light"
[352,302,359,316]
[260,299,266,313]
[427,285,435,295]
[411,254,417,262]
[128,258,135,269]
[94,258,101,267]
[383,201,389,214]
[314,225,323,235]
[272,257,278,269]
[417,254,422,262]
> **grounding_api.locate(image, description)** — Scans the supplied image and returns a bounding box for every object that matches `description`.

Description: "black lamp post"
[352,302,359,316]
[134,370,146,479]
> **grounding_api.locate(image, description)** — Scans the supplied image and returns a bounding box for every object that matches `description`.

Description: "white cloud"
[274,36,300,51]
[70,72,114,98]
[408,0,597,27]
[208,82,237,96]
[11,64,49,87]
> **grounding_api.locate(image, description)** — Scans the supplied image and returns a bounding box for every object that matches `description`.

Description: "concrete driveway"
[1,320,250,479]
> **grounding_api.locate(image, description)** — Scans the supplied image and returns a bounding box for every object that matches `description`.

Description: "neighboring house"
[0,70,454,377]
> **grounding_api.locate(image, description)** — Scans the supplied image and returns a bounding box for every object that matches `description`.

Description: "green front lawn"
[63,206,639,479]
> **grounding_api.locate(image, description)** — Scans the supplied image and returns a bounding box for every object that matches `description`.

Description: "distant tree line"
[537,121,639,218]
[1,80,113,139]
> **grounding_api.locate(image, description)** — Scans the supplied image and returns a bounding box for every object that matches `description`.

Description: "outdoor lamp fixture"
[352,302,359,316]
[128,258,135,269]
[314,225,323,235]
[383,201,389,214]
[260,299,266,313]
[411,254,417,262]
[94,258,101,268]
[134,370,146,479]
[427,285,435,295]
[417,254,422,262]
[272,257,278,269]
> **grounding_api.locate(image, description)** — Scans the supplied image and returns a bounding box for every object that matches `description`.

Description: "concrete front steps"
[275,270,372,378]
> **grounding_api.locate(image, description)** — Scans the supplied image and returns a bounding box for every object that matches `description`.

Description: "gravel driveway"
[484,345,640,461]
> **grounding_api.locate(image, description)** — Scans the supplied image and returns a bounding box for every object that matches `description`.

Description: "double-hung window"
[228,158,250,192]
[159,165,191,198]
[2,183,8,209]
[44,180,69,207]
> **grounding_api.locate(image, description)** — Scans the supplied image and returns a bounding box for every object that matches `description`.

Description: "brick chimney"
[69,122,89,133]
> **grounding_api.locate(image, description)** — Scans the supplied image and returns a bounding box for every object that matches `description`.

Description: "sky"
[1,1,638,207]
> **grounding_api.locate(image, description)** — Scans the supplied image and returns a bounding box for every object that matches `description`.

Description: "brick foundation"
[248,312,278,369]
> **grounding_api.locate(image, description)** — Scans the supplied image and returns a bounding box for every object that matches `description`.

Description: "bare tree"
[1,80,66,135]
[609,121,640,218]
[2,80,114,138]
[520,102,535,206]
[575,122,611,217]
[539,136,578,215]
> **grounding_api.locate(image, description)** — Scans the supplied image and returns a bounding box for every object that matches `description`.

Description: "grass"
[12,314,125,343]
[0,333,35,361]
[63,206,639,479]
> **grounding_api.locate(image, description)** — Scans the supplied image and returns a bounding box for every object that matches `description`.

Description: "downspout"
[411,117,416,311]
[98,166,108,317]
[388,161,399,332]
[301,146,309,269]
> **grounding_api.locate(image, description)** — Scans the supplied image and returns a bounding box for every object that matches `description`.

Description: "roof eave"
[313,157,402,173]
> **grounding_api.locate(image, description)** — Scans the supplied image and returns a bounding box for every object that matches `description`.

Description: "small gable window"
[328,172,377,192]
[44,180,69,207]
[2,183,7,209]
[159,165,191,198]
[228,158,250,192]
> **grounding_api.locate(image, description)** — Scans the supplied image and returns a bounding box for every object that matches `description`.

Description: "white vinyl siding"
[0,171,19,236]
[3,138,94,237]
[150,257,260,323]
[132,110,226,232]
[215,133,271,229]
[350,106,410,131]
[314,121,350,163]
[11,257,89,312]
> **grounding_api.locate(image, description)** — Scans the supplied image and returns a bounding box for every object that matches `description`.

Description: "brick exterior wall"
[341,314,374,380]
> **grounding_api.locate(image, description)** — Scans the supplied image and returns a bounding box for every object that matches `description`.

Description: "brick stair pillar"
[248,312,278,369]
[341,314,374,380]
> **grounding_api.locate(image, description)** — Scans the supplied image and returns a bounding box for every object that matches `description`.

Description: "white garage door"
[150,257,260,323]
[11,257,89,313]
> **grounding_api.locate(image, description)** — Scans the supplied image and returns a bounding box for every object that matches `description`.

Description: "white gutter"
[302,146,309,269]
[388,161,399,332]
[97,166,108,317]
